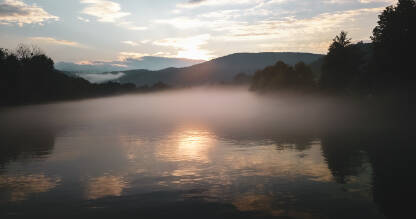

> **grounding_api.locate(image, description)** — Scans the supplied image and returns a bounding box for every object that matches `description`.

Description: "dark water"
[0,88,413,219]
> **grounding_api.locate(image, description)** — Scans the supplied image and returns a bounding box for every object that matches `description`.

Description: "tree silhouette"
[320,32,366,95]
[328,31,351,52]
[233,72,252,84]
[370,0,416,93]
[293,62,315,90]
[250,61,316,92]
[0,44,138,106]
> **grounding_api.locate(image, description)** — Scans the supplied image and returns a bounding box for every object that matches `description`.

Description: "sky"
[0,0,396,63]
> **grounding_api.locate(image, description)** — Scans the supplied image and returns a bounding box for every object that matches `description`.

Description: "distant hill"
[55,56,205,73]
[113,52,324,86]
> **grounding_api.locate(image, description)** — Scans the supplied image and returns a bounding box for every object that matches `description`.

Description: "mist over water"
[0,88,411,218]
[0,86,359,136]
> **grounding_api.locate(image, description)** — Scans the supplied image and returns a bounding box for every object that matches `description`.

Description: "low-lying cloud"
[55,56,205,74]
[78,72,125,83]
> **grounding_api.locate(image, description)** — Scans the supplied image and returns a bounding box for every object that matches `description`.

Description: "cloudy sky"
[0,0,395,63]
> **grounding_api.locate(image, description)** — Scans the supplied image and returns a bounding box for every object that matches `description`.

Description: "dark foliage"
[250,61,316,92]
[233,72,252,84]
[319,0,416,96]
[0,45,137,106]
[370,0,416,93]
[319,32,367,95]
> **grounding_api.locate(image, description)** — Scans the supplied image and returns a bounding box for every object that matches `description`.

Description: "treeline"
[0,45,169,106]
[250,61,315,92]
[251,0,415,98]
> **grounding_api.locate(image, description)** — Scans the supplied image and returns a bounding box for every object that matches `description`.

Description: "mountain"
[55,56,205,73]
[113,52,324,86]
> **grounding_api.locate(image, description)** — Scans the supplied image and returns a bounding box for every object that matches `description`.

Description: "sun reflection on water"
[156,127,215,163]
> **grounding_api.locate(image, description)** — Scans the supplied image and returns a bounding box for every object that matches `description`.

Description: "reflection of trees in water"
[221,124,415,218]
[364,131,414,218]
[0,128,55,169]
[320,134,367,184]
[214,126,317,152]
[320,131,415,218]
[273,136,314,151]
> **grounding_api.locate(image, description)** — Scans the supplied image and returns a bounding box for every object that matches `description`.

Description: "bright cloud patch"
[80,0,129,22]
[80,0,146,30]
[218,7,385,53]
[0,0,58,26]
[154,34,213,60]
[178,0,255,8]
[30,37,85,48]
[118,52,149,61]
[121,41,139,47]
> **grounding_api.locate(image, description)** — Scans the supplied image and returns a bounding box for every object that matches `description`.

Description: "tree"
[320,32,366,95]
[251,61,292,91]
[293,62,315,90]
[0,48,7,61]
[0,44,137,106]
[370,0,416,92]
[15,44,43,62]
[250,61,316,92]
[328,31,351,52]
[233,72,252,84]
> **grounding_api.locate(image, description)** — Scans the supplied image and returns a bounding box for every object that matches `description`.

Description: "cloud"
[157,0,390,54]
[154,17,210,29]
[80,0,146,30]
[118,52,149,61]
[80,0,129,22]
[77,16,90,22]
[117,21,147,30]
[218,7,384,40]
[178,0,255,8]
[227,7,385,53]
[325,0,395,4]
[153,34,214,60]
[121,41,139,46]
[0,0,58,26]
[30,37,86,48]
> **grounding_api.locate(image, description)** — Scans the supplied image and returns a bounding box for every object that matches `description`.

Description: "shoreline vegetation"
[0,45,172,107]
[1,0,414,111]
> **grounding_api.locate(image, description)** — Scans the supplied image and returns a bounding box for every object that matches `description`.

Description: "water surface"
[0,88,413,218]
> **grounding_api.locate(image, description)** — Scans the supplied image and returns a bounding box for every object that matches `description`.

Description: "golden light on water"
[0,174,61,202]
[177,129,213,160]
[156,127,215,163]
[85,175,128,200]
